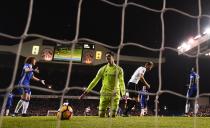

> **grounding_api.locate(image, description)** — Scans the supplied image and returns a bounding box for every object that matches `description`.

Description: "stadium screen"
[53,44,83,62]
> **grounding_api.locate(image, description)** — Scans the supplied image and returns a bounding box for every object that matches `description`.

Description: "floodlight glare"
[205,52,210,56]
[203,28,210,35]
[194,35,201,40]
[188,38,194,44]
[178,28,210,55]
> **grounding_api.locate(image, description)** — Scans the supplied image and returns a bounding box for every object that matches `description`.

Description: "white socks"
[185,103,190,114]
[14,99,30,114]
[22,101,29,114]
[140,109,145,116]
[185,103,199,114]
[5,109,9,116]
[14,99,23,113]
[194,104,199,114]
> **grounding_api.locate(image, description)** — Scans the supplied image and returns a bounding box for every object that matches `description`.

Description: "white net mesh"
[1,0,210,128]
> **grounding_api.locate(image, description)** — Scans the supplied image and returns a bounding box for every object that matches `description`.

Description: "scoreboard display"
[53,44,83,62]
[0,39,109,65]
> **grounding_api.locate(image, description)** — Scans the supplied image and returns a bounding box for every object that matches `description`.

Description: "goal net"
[1,0,210,128]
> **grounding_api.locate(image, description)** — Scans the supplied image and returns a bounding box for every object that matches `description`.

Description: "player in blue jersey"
[5,92,14,116]
[185,67,199,116]
[139,86,149,116]
[13,57,45,116]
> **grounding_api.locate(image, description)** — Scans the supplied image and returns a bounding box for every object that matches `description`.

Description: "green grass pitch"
[1,116,210,128]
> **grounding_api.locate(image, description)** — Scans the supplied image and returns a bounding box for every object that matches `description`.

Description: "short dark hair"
[105,51,114,57]
[25,56,36,64]
[146,61,154,66]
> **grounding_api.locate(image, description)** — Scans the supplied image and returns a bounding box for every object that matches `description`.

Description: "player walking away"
[123,62,153,117]
[79,52,126,118]
[5,92,14,116]
[13,57,45,117]
[139,86,149,116]
[185,67,199,116]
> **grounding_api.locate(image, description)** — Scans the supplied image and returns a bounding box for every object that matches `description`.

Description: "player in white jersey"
[123,62,153,117]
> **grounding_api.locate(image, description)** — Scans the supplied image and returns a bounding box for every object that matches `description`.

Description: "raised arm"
[32,76,45,85]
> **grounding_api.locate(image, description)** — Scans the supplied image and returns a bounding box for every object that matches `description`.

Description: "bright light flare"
[194,35,201,40]
[177,42,191,53]
[188,38,194,44]
[205,52,210,56]
[48,85,52,89]
[178,27,210,55]
[181,42,191,51]
[203,28,210,35]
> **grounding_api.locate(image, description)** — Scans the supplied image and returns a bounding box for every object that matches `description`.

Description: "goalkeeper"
[79,52,125,117]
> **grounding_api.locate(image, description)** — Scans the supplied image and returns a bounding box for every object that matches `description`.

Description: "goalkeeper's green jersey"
[86,63,125,97]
